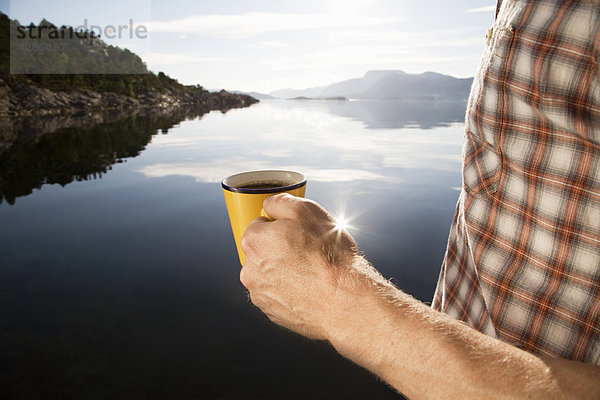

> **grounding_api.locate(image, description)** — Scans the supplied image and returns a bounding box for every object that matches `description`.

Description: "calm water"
[0,99,465,399]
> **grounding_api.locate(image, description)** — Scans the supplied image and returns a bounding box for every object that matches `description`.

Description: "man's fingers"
[262,193,304,220]
[263,193,328,221]
[239,264,252,288]
[246,215,271,229]
[241,216,270,258]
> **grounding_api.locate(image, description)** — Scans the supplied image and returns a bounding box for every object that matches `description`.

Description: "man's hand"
[237,194,600,400]
[239,193,359,340]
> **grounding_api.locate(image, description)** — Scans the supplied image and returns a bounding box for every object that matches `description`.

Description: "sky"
[2,0,497,93]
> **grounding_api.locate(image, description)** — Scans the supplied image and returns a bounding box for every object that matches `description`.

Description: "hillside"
[270,70,473,101]
[0,13,258,117]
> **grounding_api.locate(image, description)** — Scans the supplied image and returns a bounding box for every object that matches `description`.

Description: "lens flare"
[333,213,359,234]
[328,198,370,237]
[335,216,350,231]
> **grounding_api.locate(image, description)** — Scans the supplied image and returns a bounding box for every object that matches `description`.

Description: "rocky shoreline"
[0,74,259,160]
[0,106,175,156]
[0,104,230,203]
[0,74,258,119]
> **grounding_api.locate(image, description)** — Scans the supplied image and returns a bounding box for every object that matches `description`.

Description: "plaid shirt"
[432,0,600,365]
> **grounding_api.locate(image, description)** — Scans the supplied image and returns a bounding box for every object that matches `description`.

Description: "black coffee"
[238,180,294,190]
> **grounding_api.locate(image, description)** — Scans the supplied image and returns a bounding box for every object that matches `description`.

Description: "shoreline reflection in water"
[0,99,465,399]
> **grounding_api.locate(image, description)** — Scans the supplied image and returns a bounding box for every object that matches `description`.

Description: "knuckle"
[240,232,252,253]
[267,193,303,216]
[239,266,252,288]
[241,225,260,255]
[301,198,325,218]
[267,192,287,208]
[249,293,264,309]
[307,200,330,220]
[290,199,310,218]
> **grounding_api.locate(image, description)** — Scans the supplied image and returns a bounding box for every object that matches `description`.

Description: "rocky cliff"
[0,73,258,118]
[0,13,258,118]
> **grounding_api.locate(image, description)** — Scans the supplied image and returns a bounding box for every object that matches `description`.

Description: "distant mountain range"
[261,70,473,101]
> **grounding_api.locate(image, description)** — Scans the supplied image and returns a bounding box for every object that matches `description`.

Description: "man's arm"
[240,193,600,400]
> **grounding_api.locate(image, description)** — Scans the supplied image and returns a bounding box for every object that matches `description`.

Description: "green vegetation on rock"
[0,12,258,117]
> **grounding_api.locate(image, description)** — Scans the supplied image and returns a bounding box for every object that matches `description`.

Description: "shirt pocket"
[466,21,517,144]
[462,129,504,198]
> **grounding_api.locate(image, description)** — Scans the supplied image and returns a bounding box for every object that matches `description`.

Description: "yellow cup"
[222,170,307,265]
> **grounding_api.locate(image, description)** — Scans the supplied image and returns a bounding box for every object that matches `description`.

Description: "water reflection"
[136,100,463,186]
[1,99,466,204]
[138,161,387,183]
[0,106,217,204]
[323,99,467,129]
[0,99,465,398]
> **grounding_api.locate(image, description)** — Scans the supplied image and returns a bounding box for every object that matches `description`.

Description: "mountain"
[0,13,258,117]
[270,70,473,101]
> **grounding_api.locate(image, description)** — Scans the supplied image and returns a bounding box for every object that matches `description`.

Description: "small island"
[288,96,347,101]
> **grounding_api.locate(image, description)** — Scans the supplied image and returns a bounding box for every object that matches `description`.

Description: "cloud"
[248,25,485,72]
[136,159,270,183]
[282,167,385,183]
[329,25,486,48]
[136,160,386,183]
[466,5,496,13]
[255,45,476,73]
[141,12,398,38]
[249,40,291,49]
[134,100,465,187]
